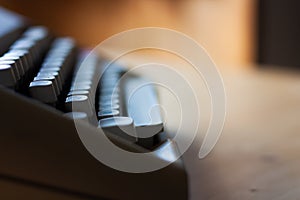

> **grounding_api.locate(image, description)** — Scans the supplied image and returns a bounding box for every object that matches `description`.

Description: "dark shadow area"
[257,0,300,68]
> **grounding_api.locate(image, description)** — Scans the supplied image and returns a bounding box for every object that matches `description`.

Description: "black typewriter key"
[0,64,17,87]
[29,80,57,103]
[0,60,20,81]
[34,75,60,95]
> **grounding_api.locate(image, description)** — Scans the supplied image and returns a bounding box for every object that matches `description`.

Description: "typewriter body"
[0,7,188,200]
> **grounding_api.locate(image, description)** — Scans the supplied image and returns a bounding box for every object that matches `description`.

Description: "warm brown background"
[0,0,256,66]
[1,2,300,200]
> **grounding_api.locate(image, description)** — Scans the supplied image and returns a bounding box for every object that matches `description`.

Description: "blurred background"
[1,0,299,68]
[0,0,255,67]
[1,1,300,199]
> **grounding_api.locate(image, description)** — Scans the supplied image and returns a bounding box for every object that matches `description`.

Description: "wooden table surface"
[102,48,300,200]
[184,67,300,200]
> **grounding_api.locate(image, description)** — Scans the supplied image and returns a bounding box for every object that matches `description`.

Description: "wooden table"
[102,49,300,200]
[184,66,300,200]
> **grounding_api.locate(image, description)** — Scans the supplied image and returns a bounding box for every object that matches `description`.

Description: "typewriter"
[0,7,187,200]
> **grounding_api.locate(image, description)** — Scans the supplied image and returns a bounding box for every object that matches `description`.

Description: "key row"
[29,37,76,103]
[97,64,125,119]
[65,52,99,125]
[97,64,138,142]
[0,26,52,88]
